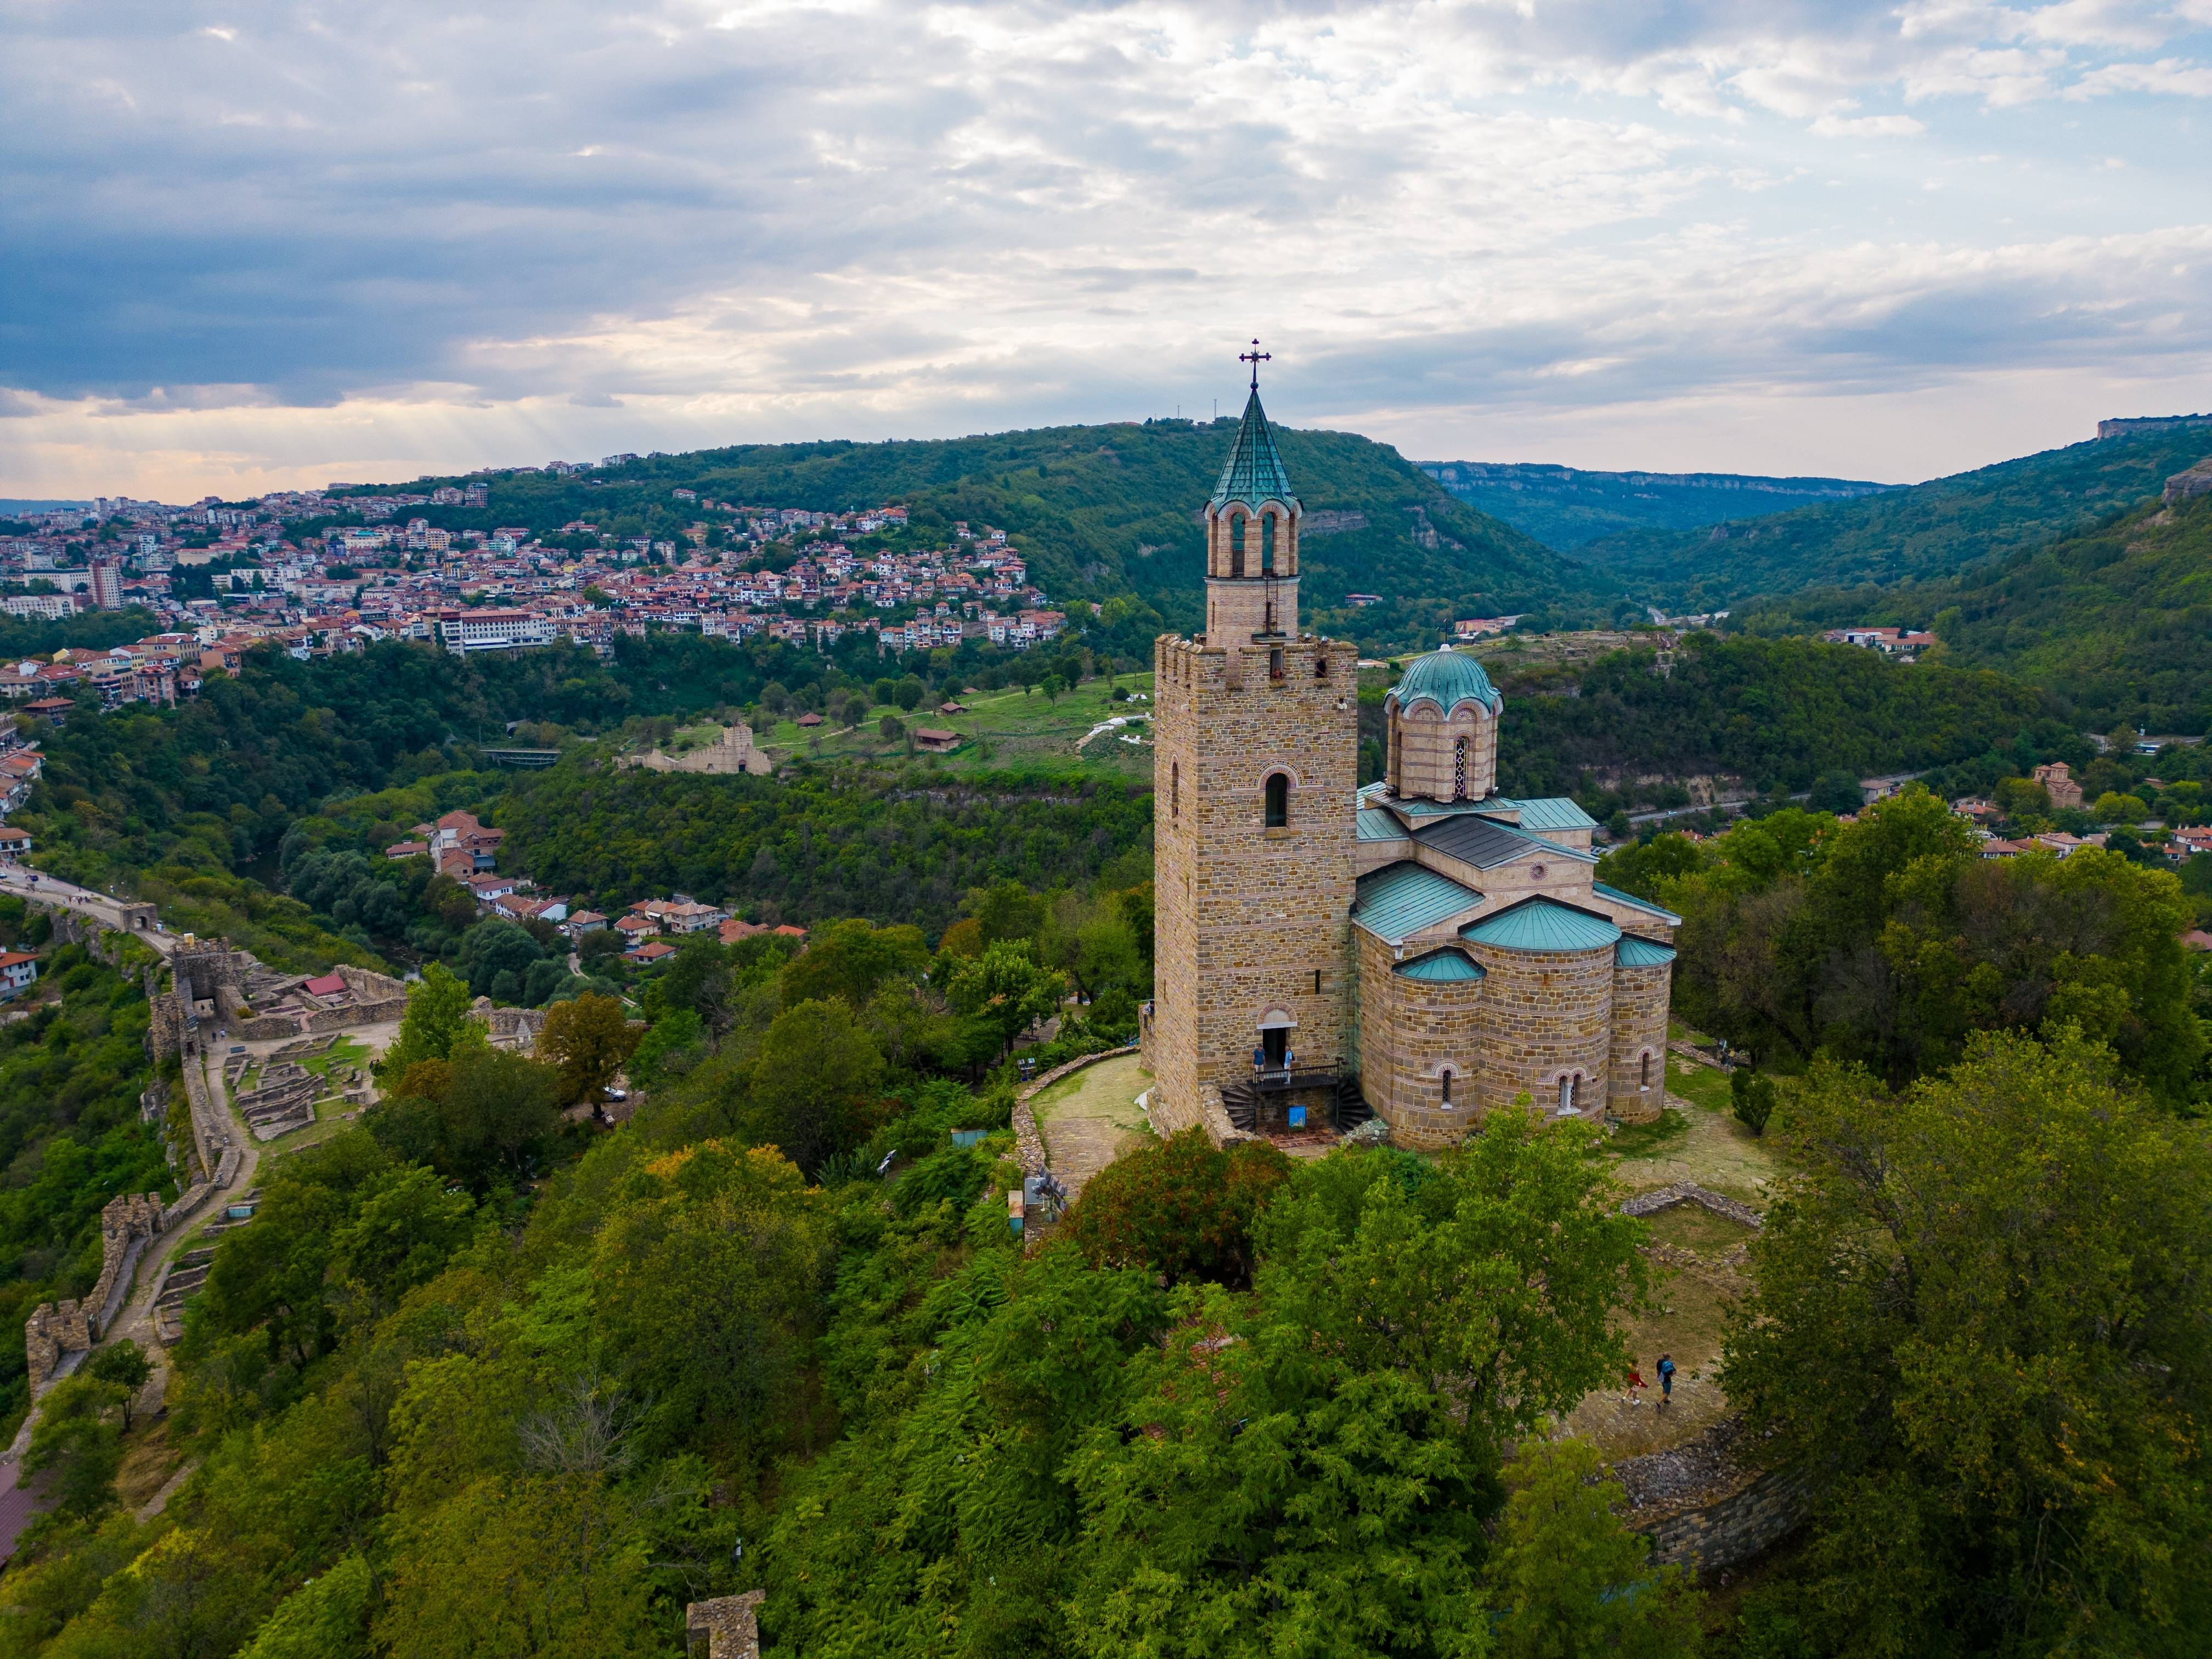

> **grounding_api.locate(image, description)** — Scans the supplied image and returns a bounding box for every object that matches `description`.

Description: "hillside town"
[0,468,1068,709]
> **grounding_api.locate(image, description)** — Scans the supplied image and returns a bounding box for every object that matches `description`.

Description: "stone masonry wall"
[1152,631,1358,1127]
[1388,697,1497,803]
[1457,940,1616,1120]
[25,1191,164,1392]
[1355,928,1490,1149]
[1606,961,1672,1124]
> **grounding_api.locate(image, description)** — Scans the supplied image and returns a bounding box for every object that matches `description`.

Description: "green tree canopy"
[1725,1029,2212,1655]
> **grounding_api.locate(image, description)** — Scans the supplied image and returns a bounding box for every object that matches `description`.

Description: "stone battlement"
[25,1190,166,1392]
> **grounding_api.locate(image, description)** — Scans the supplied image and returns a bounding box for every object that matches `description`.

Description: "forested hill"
[368,419,1633,643]
[1423,461,1892,550]
[1565,420,2212,611]
[1758,484,2212,737]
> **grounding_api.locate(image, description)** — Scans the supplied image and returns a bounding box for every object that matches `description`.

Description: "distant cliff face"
[2097,415,2212,440]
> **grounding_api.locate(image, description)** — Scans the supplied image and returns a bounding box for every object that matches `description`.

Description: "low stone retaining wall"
[1615,1416,1809,1572]
[1621,1181,1763,1229]
[1010,1044,1138,1178]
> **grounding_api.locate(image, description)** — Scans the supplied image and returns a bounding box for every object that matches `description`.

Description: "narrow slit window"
[1171,762,1180,819]
[1441,1072,1453,1105]
[1640,1052,1651,1088]
[1265,773,1288,828]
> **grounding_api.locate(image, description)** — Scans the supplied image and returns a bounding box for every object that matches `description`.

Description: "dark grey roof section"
[1414,812,1548,870]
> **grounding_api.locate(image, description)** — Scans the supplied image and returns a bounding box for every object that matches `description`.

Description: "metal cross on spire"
[1239,339,1271,390]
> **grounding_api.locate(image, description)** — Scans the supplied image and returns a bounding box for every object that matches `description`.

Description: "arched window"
[1453,735,1469,799]
[1261,513,1276,574]
[1265,772,1288,828]
[1640,1052,1652,1088]
[1172,762,1181,820]
[1559,1075,1575,1113]
[1440,1070,1453,1105]
[1314,653,1328,679]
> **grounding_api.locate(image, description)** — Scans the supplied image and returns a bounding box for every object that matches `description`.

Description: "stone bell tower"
[1146,348,1358,1135]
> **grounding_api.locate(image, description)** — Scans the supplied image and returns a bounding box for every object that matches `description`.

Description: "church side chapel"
[1142,356,1678,1152]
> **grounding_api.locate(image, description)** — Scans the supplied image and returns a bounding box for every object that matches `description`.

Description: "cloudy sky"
[4,0,2211,500]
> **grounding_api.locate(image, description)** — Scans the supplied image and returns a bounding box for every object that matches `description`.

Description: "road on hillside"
[0,866,179,956]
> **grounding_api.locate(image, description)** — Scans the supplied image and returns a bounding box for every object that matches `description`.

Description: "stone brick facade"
[1606,961,1671,1124]
[1146,389,1676,1153]
[1150,630,1358,1131]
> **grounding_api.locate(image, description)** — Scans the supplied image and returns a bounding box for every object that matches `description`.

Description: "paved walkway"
[1031,1052,1154,1204]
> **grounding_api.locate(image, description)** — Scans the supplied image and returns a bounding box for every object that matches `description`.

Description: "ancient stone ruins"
[624,723,774,776]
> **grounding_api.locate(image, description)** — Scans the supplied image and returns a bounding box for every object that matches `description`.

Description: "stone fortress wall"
[625,723,773,776]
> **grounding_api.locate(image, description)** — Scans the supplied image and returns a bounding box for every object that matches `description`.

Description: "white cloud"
[1810,111,1931,134]
[4,0,2211,494]
[2067,56,2212,95]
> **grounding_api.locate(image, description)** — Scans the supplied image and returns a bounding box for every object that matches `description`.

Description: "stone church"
[1139,383,1678,1152]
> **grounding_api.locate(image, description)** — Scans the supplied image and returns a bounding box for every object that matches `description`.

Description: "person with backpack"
[1657,1353,1676,1407]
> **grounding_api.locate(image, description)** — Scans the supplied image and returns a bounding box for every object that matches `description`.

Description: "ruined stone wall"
[1457,940,1615,1120]
[25,1192,164,1391]
[1150,633,1357,1130]
[1617,1416,1808,1574]
[1606,961,1672,1124]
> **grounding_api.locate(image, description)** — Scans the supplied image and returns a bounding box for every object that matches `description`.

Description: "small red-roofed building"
[0,951,37,998]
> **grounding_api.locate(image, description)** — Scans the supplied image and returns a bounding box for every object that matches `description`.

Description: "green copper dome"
[1391,646,1500,715]
[1211,389,1298,511]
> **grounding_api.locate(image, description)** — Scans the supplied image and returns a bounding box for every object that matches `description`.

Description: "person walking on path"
[1657,1353,1676,1407]
[1622,1365,1646,1405]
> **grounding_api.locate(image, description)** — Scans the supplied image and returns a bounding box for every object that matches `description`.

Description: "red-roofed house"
[0,951,37,998]
[628,939,677,963]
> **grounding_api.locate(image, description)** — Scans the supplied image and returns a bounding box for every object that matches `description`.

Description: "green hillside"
[377,418,1629,648]
[1568,422,2212,610]
[1880,488,2212,735]
[1424,461,1892,550]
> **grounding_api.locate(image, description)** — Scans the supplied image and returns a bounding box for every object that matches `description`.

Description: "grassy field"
[754,673,1157,781]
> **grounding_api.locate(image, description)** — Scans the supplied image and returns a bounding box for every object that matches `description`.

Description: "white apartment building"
[436,608,554,653]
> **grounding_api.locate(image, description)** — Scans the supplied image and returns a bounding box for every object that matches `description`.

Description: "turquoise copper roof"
[1211,389,1298,510]
[1492,796,1600,832]
[1395,947,1486,983]
[1390,646,1500,714]
[1460,896,1622,953]
[1594,882,1683,924]
[1353,860,1482,945]
[1615,936,1678,967]
[1356,807,1410,843]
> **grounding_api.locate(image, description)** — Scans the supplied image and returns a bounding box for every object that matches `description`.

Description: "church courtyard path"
[1031,1052,1155,1203]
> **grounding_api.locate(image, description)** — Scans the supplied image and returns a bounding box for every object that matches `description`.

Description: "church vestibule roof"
[1352,860,1482,946]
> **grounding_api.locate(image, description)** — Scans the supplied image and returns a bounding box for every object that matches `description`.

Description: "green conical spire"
[1210,388,1297,511]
